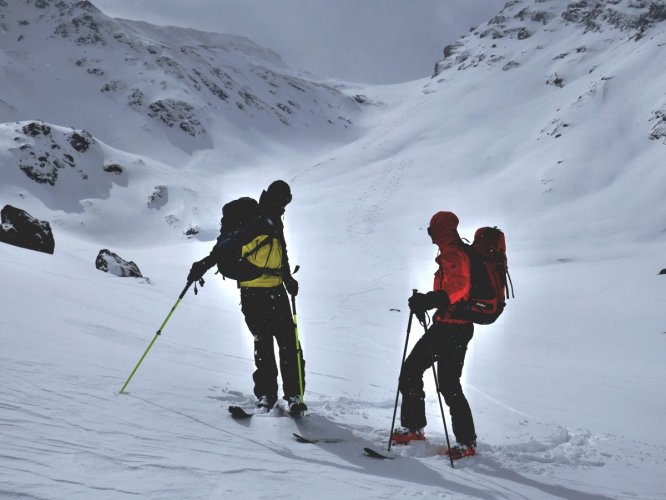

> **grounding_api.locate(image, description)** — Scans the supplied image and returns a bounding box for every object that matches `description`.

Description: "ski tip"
[293,433,315,443]
[228,405,253,419]
[363,447,395,460]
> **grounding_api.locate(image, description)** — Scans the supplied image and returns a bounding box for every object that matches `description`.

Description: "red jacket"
[429,212,471,324]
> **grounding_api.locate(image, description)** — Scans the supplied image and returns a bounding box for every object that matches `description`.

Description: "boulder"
[0,205,55,254]
[95,249,142,277]
[660,268,665,275]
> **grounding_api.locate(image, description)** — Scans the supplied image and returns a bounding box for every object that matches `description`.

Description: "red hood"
[429,211,460,247]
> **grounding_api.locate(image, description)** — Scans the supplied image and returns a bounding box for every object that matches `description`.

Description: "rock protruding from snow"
[659,268,666,275]
[102,162,123,174]
[95,249,142,277]
[11,121,98,186]
[649,106,666,143]
[0,204,55,254]
[148,185,168,209]
[147,100,206,138]
[434,0,666,77]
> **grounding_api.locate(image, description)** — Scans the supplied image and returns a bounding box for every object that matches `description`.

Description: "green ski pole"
[290,293,305,405]
[118,281,193,394]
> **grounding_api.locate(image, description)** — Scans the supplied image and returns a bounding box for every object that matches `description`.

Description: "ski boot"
[391,426,426,445]
[445,442,476,460]
[287,395,307,416]
[256,395,276,412]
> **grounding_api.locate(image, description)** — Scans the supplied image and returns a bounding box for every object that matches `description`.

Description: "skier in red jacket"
[391,211,477,459]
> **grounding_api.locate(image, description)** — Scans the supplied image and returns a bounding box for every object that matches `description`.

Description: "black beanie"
[265,180,292,206]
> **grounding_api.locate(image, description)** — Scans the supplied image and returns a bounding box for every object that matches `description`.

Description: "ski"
[363,447,395,460]
[228,405,257,419]
[293,432,315,443]
[228,405,275,418]
[228,405,291,419]
[292,433,344,444]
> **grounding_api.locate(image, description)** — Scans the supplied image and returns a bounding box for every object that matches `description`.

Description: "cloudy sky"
[93,0,505,83]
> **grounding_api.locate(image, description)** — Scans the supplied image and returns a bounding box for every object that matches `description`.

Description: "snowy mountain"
[2,0,666,499]
[0,0,360,160]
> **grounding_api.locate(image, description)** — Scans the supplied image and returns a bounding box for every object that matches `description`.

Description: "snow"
[1,1,666,499]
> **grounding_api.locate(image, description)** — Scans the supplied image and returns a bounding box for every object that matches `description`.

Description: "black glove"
[284,275,299,296]
[188,257,213,283]
[408,291,449,316]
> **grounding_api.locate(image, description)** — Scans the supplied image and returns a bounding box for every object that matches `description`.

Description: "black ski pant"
[399,321,476,445]
[240,285,305,402]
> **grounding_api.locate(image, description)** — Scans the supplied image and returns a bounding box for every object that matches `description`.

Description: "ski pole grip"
[412,288,418,296]
[180,281,194,299]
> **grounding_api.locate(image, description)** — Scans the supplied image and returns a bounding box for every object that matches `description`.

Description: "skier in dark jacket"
[187,180,306,415]
[391,211,477,459]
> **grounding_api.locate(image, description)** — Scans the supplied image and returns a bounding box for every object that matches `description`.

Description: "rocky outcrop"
[659,268,666,275]
[649,107,666,143]
[434,1,666,77]
[95,249,142,277]
[147,99,207,138]
[102,162,123,174]
[0,205,55,254]
[12,121,96,186]
[147,185,168,209]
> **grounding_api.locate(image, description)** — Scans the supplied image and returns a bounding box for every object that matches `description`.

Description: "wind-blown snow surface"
[2,1,666,499]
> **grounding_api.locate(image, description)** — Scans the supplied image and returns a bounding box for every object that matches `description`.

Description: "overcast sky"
[93,0,505,84]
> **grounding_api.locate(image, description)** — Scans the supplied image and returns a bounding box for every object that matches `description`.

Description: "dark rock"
[148,185,168,209]
[128,88,145,110]
[95,249,142,277]
[192,68,229,101]
[649,109,666,142]
[660,268,666,275]
[22,122,51,137]
[69,130,93,152]
[547,73,565,88]
[0,205,55,254]
[184,226,199,236]
[103,163,123,174]
[147,99,206,137]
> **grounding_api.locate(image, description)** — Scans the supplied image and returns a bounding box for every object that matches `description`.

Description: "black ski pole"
[388,289,419,452]
[428,341,455,468]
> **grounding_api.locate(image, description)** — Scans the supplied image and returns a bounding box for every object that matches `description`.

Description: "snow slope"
[0,0,360,162]
[2,0,666,499]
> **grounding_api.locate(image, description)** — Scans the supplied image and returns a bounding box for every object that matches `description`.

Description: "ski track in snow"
[3,353,660,500]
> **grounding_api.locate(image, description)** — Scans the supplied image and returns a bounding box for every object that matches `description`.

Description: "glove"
[188,257,213,283]
[408,293,429,317]
[284,275,299,296]
[408,291,449,316]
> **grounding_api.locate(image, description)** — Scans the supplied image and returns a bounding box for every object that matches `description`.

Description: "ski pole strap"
[193,278,205,295]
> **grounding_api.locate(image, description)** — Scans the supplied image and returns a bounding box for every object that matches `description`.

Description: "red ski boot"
[445,443,476,460]
[391,426,426,445]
